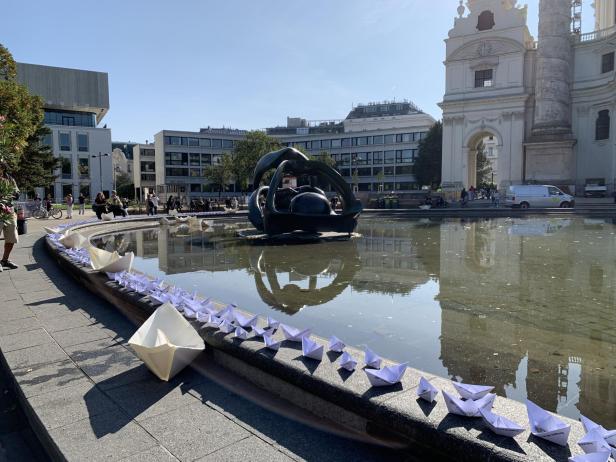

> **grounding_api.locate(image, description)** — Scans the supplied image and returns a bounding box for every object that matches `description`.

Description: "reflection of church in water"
[119,217,616,425]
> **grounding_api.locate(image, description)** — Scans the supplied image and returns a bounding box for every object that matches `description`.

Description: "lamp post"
[91,152,110,197]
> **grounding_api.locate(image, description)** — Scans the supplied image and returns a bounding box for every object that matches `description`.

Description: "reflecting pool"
[92,216,616,426]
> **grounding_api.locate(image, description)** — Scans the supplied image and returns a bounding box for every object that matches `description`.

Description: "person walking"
[0,165,20,271]
[150,193,159,215]
[65,193,74,219]
[493,188,500,208]
[78,193,86,215]
[460,188,468,207]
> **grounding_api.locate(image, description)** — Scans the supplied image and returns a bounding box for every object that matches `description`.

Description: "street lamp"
[91,152,110,197]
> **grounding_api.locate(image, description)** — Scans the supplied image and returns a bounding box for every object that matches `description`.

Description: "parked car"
[505,185,574,209]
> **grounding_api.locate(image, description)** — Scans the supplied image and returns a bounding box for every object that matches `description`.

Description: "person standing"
[460,188,468,207]
[150,193,159,215]
[78,193,86,215]
[0,166,20,271]
[65,193,74,219]
[167,195,174,213]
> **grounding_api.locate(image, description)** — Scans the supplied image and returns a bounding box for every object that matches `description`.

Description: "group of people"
[187,196,241,213]
[60,193,87,219]
[459,186,500,207]
[92,191,128,219]
[146,193,159,216]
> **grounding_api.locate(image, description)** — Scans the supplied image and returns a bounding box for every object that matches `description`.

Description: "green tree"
[115,172,134,199]
[375,169,385,192]
[231,131,281,191]
[475,141,493,188]
[309,150,336,169]
[0,44,44,172]
[413,121,442,189]
[12,125,58,195]
[204,153,234,197]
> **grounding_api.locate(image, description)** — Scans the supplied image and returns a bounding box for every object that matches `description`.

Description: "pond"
[91,216,616,426]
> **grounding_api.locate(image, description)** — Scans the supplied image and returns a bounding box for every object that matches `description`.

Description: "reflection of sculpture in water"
[248,239,361,314]
[248,147,363,236]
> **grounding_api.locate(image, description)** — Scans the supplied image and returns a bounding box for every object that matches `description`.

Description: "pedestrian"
[493,188,500,208]
[0,164,20,271]
[93,192,107,220]
[65,193,74,219]
[78,193,86,215]
[45,194,53,213]
[460,188,468,207]
[167,195,174,213]
[150,193,159,215]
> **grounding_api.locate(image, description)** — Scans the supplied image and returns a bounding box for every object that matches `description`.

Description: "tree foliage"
[115,172,134,199]
[231,131,281,191]
[413,121,442,188]
[0,44,44,172]
[12,125,58,194]
[475,141,493,188]
[204,153,234,197]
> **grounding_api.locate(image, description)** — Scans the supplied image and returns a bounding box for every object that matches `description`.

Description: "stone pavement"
[0,219,406,461]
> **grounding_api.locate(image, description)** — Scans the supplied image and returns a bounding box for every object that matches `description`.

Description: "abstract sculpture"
[248,147,362,235]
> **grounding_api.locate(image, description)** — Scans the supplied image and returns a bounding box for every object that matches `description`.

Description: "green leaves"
[413,121,443,189]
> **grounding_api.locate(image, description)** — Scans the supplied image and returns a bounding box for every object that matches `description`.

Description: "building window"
[372,135,384,145]
[211,139,222,149]
[321,139,331,149]
[396,165,414,175]
[372,151,383,164]
[475,69,493,88]
[222,139,233,149]
[602,52,614,73]
[190,184,202,193]
[59,132,71,151]
[199,138,211,148]
[384,134,395,144]
[77,133,88,152]
[61,157,72,179]
[331,139,341,148]
[384,150,395,164]
[341,138,351,148]
[596,110,610,140]
[396,149,413,163]
[78,158,89,178]
[189,153,200,166]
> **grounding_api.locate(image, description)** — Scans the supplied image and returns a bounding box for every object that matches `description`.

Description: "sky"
[2,0,595,143]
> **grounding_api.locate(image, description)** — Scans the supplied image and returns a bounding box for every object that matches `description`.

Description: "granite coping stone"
[0,328,55,353]
[38,216,591,462]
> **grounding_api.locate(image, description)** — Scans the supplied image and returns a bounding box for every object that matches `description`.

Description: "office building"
[132,142,156,200]
[16,62,113,199]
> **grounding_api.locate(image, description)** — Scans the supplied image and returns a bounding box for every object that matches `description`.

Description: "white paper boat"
[88,247,135,273]
[526,399,571,446]
[169,209,178,216]
[216,304,236,321]
[160,217,171,226]
[234,327,248,340]
[218,320,234,334]
[328,336,345,352]
[453,382,494,401]
[253,326,272,338]
[280,324,311,342]
[266,316,280,330]
[234,312,258,328]
[364,348,382,369]
[442,390,496,417]
[479,408,525,438]
[264,334,281,351]
[59,232,89,249]
[101,212,114,221]
[417,376,438,403]
[365,363,408,387]
[183,306,197,319]
[205,314,223,328]
[301,337,324,361]
[581,415,603,434]
[339,351,357,371]
[44,226,61,234]
[568,453,611,462]
[578,429,613,454]
[176,216,189,223]
[128,303,205,381]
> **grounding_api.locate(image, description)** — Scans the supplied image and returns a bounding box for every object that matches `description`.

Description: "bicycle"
[32,203,63,219]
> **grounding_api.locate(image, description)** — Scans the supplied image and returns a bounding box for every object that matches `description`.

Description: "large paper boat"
[59,231,89,249]
[526,399,571,446]
[88,247,135,273]
[128,302,205,381]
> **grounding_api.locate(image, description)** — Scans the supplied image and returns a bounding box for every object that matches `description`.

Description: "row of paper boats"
[160,216,215,228]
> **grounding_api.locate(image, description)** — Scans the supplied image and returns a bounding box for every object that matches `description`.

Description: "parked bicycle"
[28,202,63,219]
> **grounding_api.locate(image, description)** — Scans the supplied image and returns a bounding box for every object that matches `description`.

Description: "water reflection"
[92,217,616,426]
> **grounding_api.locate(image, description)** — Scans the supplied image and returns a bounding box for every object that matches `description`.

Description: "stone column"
[532,0,573,137]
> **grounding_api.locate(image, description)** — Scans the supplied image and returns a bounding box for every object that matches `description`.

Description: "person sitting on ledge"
[109,190,127,217]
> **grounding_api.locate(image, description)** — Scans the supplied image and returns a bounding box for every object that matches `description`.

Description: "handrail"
[575,25,616,44]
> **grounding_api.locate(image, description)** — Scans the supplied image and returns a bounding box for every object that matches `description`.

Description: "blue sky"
[3,0,594,142]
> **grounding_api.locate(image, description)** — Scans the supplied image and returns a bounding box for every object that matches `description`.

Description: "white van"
[505,185,575,209]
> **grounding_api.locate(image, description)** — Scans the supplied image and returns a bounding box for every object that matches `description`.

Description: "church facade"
[441,0,616,196]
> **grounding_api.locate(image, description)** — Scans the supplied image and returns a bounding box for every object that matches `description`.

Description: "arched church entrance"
[466,131,500,192]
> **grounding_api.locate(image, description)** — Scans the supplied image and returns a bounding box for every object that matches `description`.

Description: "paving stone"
[29,302,79,320]
[38,312,93,333]
[0,328,55,353]
[0,317,42,337]
[48,410,157,461]
[119,445,179,462]
[13,359,89,398]
[27,381,118,431]
[64,339,152,390]
[196,436,293,462]
[105,371,202,422]
[3,342,67,370]
[18,289,64,305]
[139,401,250,461]
[50,325,111,348]
[0,305,35,323]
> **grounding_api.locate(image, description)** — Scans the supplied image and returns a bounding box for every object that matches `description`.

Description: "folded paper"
[264,334,281,351]
[417,376,438,403]
[365,363,407,387]
[364,348,382,369]
[253,326,272,338]
[442,390,496,417]
[128,302,205,381]
[479,408,525,438]
[234,312,258,328]
[88,247,135,273]
[218,320,235,334]
[526,399,571,447]
[266,316,280,330]
[328,336,345,353]
[339,351,357,371]
[234,327,248,340]
[101,212,114,221]
[578,429,613,454]
[59,232,89,249]
[453,382,494,401]
[280,324,311,342]
[301,337,324,361]
[216,304,236,321]
[568,453,611,462]
[44,226,61,235]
